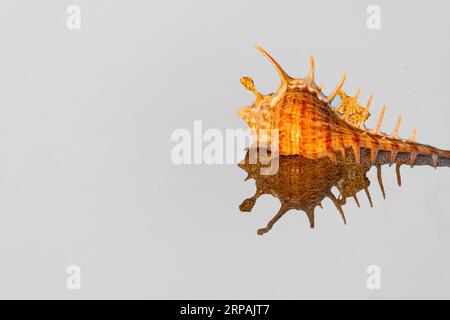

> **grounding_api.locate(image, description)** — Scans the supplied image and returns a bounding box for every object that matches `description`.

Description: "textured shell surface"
[238,149,375,234]
[238,46,450,166]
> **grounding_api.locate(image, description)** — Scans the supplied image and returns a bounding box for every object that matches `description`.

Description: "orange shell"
[238,46,450,166]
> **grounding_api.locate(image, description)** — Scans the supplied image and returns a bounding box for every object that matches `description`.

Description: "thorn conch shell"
[238,45,450,166]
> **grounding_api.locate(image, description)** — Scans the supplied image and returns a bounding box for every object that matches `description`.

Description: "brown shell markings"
[238,46,450,167]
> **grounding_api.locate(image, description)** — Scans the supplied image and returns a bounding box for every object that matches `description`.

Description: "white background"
[0,0,449,298]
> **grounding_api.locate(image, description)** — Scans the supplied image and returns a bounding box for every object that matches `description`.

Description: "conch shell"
[238,46,450,167]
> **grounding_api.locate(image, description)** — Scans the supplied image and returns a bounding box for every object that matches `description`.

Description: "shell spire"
[240,77,264,104]
[409,129,417,142]
[255,45,291,89]
[327,71,347,103]
[391,116,402,138]
[359,94,373,128]
[305,55,315,86]
[373,105,386,135]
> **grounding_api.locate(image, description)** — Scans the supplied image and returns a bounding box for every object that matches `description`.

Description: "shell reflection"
[238,148,395,235]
